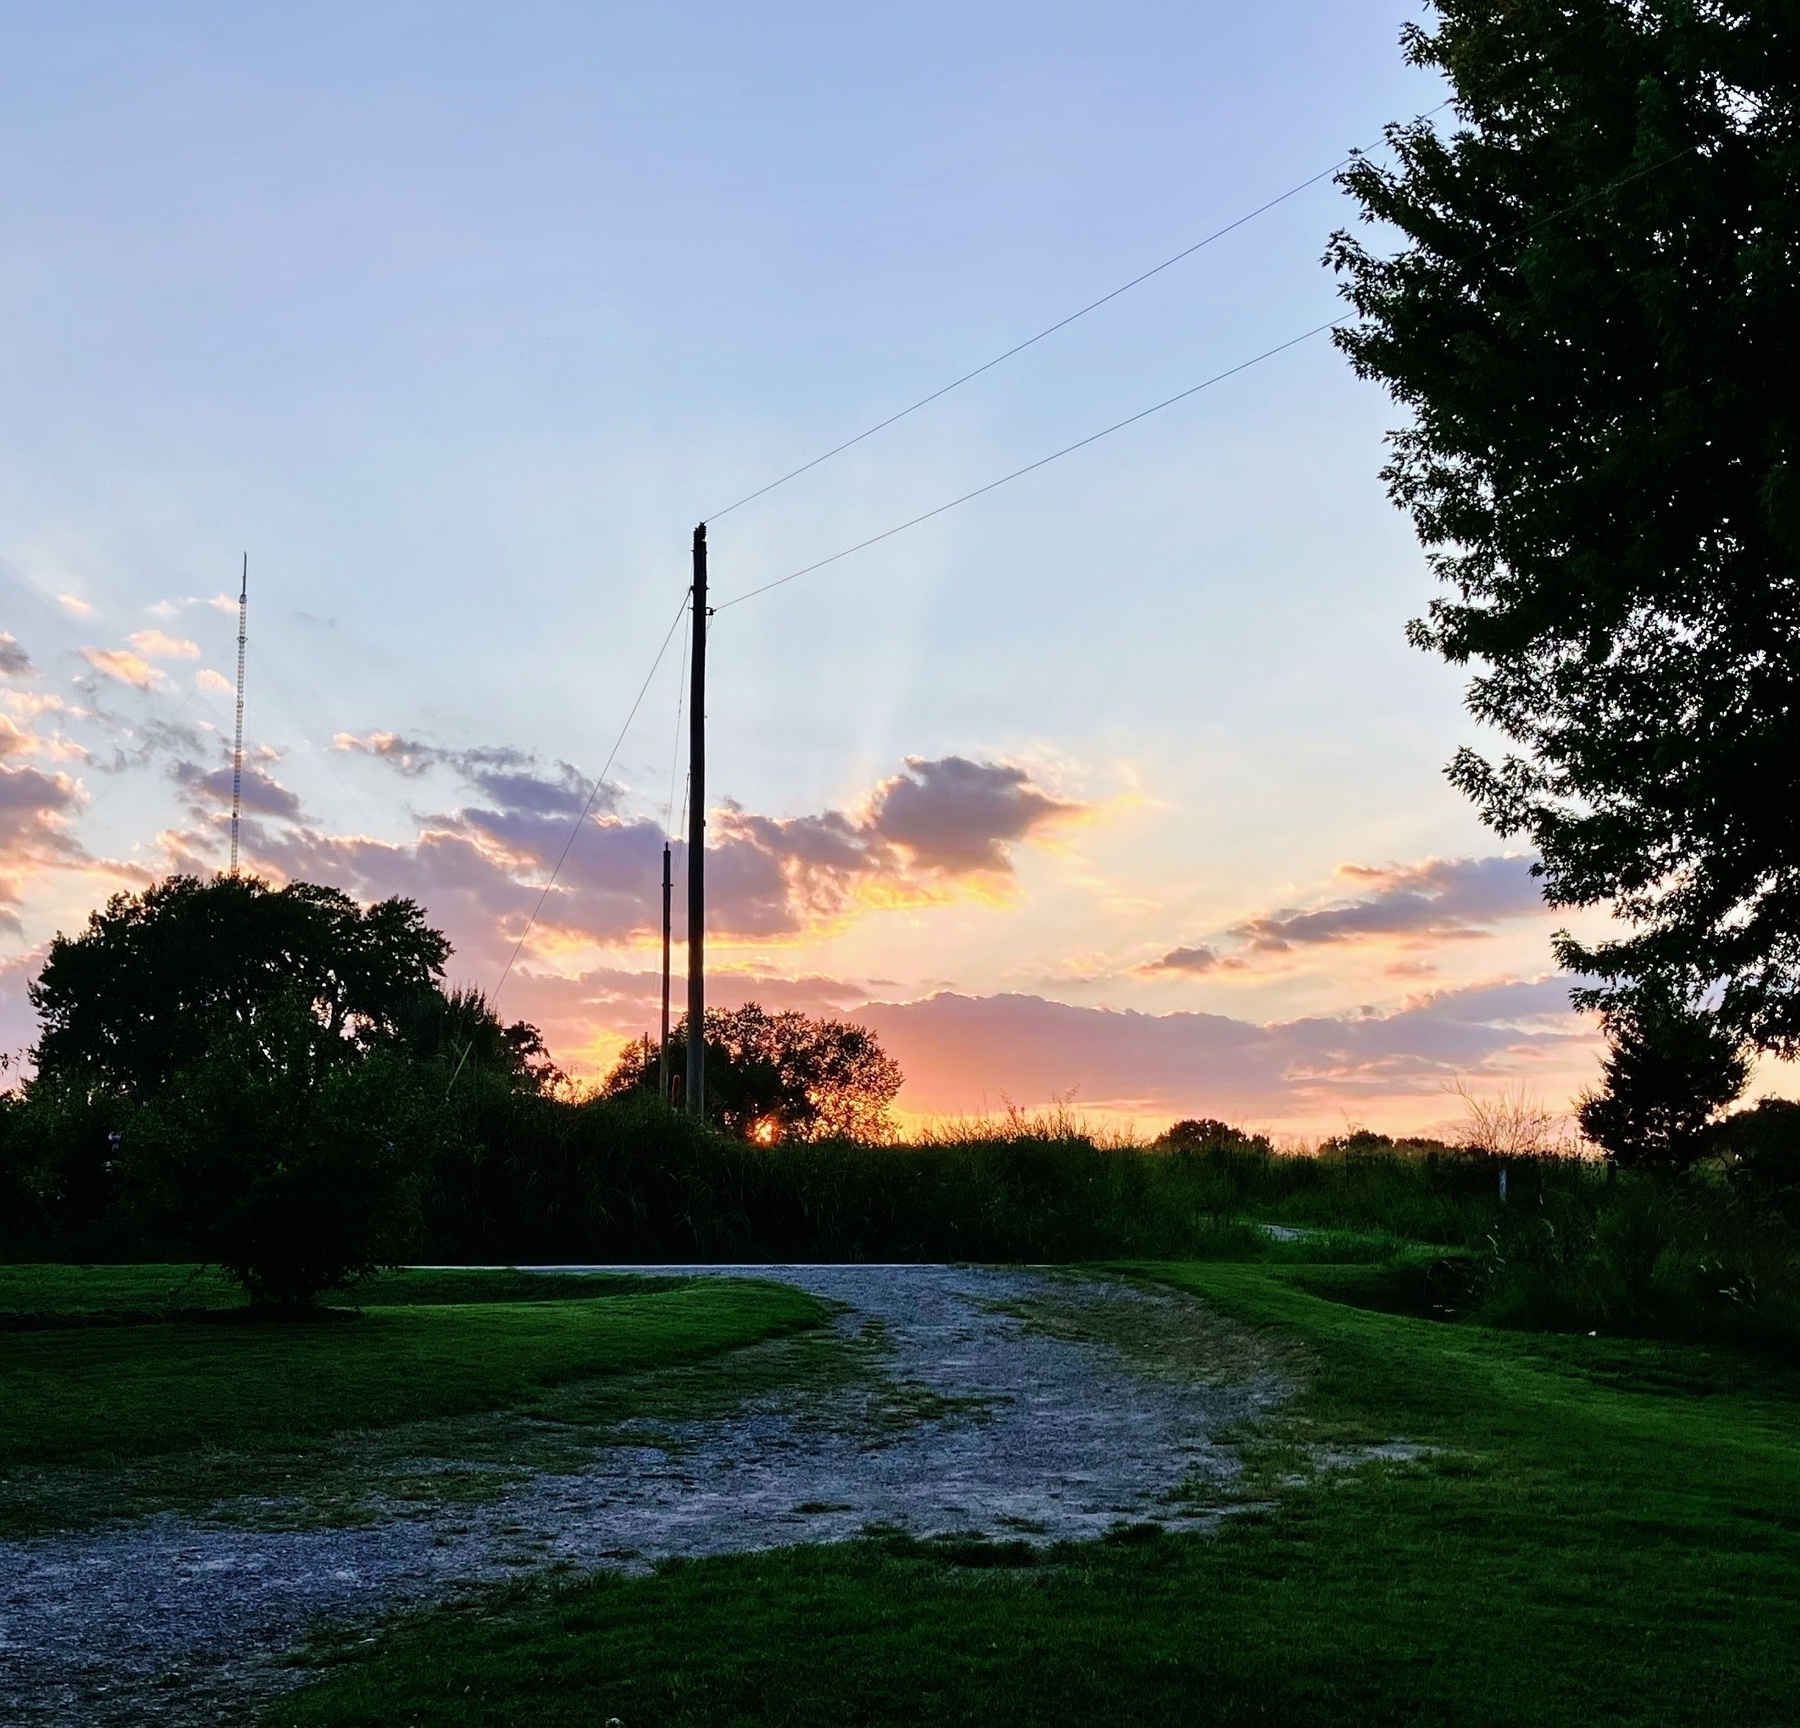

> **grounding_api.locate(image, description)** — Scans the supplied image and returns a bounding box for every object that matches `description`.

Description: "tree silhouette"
[605,1003,903,1142]
[31,874,449,1102]
[1577,986,1748,1175]
[1333,1,1800,1048]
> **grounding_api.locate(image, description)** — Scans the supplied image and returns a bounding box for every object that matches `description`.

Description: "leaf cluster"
[604,1002,903,1143]
[1332,0,1800,1043]
[29,874,450,1101]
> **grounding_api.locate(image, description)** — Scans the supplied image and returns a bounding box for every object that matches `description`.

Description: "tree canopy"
[30,874,450,1101]
[16,873,559,1301]
[1576,985,1750,1174]
[604,1003,904,1142]
[1332,0,1800,1044]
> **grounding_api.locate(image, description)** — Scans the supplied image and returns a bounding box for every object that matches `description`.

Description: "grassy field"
[273,1256,1800,1728]
[0,1264,825,1471]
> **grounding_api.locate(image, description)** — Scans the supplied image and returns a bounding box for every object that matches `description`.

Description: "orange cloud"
[79,648,164,692]
[127,629,201,661]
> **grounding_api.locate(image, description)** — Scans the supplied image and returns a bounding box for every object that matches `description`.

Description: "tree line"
[0,874,901,1306]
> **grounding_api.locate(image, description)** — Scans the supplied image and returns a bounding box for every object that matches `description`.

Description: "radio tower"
[229,555,247,876]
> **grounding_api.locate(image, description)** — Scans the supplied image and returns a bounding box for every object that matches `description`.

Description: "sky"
[0,0,1665,1137]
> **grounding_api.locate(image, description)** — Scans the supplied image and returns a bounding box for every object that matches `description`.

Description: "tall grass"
[10,1080,1796,1349]
[423,1094,1536,1266]
[425,1092,1265,1264]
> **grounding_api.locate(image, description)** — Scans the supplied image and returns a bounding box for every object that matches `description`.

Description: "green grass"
[275,1259,1800,1728]
[0,1261,682,1316]
[0,1265,824,1467]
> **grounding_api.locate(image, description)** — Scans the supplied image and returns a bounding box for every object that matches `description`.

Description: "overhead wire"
[664,601,690,841]
[700,100,1453,526]
[445,587,691,1096]
[715,321,1337,611]
[714,137,1703,613]
[306,117,1715,1104]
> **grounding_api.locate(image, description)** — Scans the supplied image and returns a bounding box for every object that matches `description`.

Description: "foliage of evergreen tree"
[1576,986,1750,1173]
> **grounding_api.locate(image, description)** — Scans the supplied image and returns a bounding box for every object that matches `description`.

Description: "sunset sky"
[0,0,1677,1137]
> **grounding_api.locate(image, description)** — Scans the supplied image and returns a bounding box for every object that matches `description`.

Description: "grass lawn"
[274,1259,1800,1728]
[0,1264,825,1468]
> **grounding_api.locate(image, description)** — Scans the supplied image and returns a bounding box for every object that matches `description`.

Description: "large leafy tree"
[605,1003,904,1143]
[30,874,451,1101]
[1331,1,1800,1045]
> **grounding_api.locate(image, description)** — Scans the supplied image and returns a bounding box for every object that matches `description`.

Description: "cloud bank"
[854,978,1592,1128]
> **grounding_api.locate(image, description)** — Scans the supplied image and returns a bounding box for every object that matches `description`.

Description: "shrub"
[1710,1099,1800,1225]
[124,996,442,1308]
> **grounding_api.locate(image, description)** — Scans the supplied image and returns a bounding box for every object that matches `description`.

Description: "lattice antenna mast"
[229,554,247,876]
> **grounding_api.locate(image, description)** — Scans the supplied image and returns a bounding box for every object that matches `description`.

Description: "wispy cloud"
[126,629,200,661]
[172,759,303,822]
[0,635,34,679]
[1142,855,1549,982]
[79,647,165,692]
[1137,944,1248,977]
[1233,857,1545,953]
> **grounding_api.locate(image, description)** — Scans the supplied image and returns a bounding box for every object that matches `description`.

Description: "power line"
[445,588,691,1097]
[715,320,1338,611]
[700,102,1452,526]
[714,136,1703,615]
[664,600,690,840]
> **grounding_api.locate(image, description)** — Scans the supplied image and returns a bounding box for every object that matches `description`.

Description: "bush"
[124,997,443,1308]
[1470,1167,1800,1347]
[1710,1099,1800,1225]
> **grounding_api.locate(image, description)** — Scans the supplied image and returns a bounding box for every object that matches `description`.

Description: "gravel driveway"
[0,1263,1293,1725]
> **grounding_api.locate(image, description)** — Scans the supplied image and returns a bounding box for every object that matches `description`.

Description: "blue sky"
[0,1,1633,1133]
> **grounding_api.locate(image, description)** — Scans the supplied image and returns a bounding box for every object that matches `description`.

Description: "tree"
[401,984,564,1097]
[1577,986,1749,1175]
[1331,2,1800,1046]
[31,874,450,1102]
[1708,1096,1800,1219]
[604,1003,904,1142]
[125,991,440,1307]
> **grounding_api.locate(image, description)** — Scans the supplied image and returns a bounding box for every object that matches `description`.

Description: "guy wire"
[446,587,690,1097]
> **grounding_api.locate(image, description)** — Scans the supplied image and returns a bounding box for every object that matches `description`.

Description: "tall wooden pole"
[659,840,672,1104]
[685,525,707,1117]
[229,554,247,876]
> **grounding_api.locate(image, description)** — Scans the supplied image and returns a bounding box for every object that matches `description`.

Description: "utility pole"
[686,525,707,1118]
[659,839,673,1105]
[229,554,248,876]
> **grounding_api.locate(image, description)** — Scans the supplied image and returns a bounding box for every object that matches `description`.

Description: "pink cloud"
[293,745,1089,961]
[0,762,87,933]
[850,978,1596,1129]
[0,635,33,679]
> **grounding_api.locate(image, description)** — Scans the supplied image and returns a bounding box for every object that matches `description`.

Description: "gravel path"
[0,1263,1293,1726]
